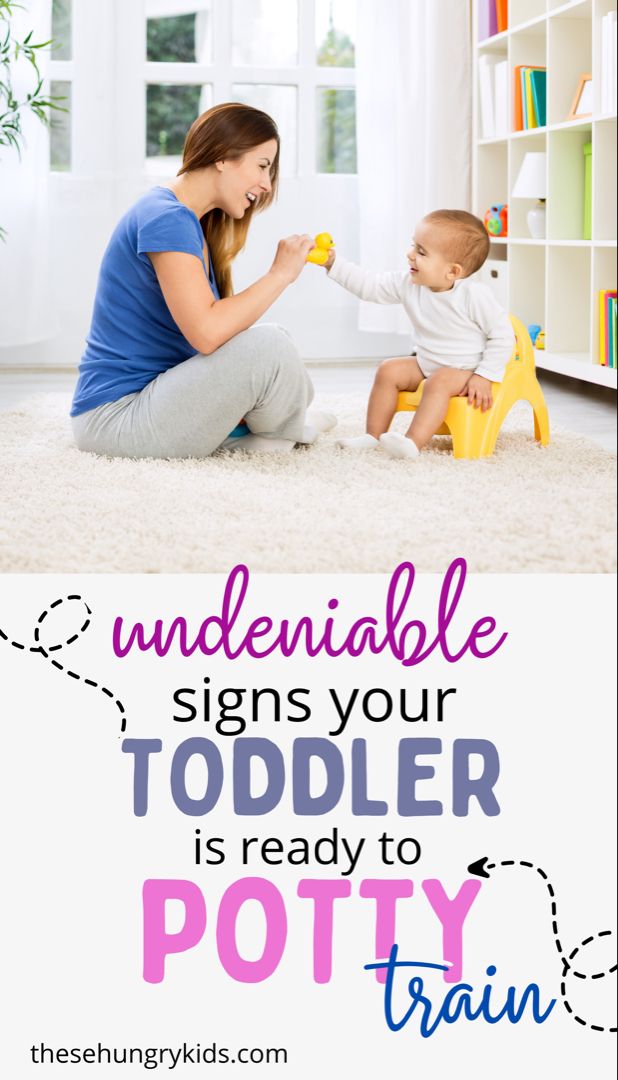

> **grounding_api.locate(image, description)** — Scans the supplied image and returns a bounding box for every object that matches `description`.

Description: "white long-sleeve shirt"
[327,257,515,382]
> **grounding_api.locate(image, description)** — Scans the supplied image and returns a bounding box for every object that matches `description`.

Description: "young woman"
[71,102,332,457]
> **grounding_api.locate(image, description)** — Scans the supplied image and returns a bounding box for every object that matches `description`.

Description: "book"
[601,11,617,114]
[521,68,529,127]
[524,68,536,127]
[496,0,509,33]
[513,66,545,131]
[530,69,547,128]
[478,0,498,40]
[599,291,618,365]
[607,297,612,367]
[479,54,500,137]
[494,59,509,137]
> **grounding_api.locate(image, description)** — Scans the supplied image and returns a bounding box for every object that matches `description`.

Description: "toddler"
[326,210,515,459]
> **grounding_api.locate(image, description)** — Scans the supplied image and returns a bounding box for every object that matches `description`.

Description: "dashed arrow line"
[468,856,616,1034]
[1,595,126,732]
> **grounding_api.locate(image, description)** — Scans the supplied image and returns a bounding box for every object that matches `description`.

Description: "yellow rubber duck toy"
[306,232,334,265]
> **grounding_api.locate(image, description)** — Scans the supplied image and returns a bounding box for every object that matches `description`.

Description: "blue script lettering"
[364,947,555,1038]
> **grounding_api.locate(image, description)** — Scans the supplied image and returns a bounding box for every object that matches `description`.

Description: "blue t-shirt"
[70,186,221,417]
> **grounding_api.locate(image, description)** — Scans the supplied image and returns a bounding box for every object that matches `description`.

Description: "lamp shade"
[512,152,547,199]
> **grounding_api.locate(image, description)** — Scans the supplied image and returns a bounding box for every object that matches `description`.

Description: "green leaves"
[1,0,67,238]
[0,4,66,162]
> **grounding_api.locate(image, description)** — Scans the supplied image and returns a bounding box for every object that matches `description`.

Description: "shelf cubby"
[510,130,547,237]
[592,246,618,363]
[510,25,548,78]
[546,245,592,351]
[547,127,592,239]
[477,142,509,216]
[547,6,593,124]
[593,118,617,239]
[509,244,547,327]
[511,0,548,28]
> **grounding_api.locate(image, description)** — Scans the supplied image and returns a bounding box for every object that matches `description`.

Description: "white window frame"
[131,0,356,178]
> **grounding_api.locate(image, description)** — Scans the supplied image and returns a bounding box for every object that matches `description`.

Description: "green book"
[530,69,547,128]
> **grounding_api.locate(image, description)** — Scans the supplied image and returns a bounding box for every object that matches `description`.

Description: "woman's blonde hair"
[178,102,280,298]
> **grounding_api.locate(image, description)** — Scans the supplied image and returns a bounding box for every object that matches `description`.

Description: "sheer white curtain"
[0,0,58,347]
[355,0,472,332]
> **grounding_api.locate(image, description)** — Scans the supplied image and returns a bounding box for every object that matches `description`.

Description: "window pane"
[50,81,71,171]
[52,0,72,61]
[146,3,213,63]
[146,84,212,158]
[232,0,298,66]
[316,88,356,173]
[232,84,297,176]
[316,0,356,67]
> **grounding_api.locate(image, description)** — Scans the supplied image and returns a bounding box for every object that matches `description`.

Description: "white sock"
[232,434,296,454]
[379,432,420,459]
[336,434,379,451]
[298,410,338,444]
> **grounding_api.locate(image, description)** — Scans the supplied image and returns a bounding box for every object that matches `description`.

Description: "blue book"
[530,69,547,128]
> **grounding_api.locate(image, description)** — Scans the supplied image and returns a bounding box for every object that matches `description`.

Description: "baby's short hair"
[423,210,490,276]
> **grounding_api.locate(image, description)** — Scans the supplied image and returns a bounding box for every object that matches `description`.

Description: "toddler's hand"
[462,374,493,411]
[324,249,336,272]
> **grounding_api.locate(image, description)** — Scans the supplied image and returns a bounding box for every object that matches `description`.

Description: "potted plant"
[1,0,64,239]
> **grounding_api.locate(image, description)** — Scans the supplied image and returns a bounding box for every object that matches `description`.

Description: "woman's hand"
[270,234,315,284]
[324,248,336,272]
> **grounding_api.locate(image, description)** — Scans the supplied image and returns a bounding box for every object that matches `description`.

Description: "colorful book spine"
[598,291,617,366]
[496,0,509,33]
[478,0,498,40]
[530,70,547,128]
[478,1,508,41]
[513,67,546,131]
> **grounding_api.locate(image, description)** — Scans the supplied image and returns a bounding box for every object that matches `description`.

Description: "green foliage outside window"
[147,13,195,64]
[145,12,357,173]
[316,26,356,173]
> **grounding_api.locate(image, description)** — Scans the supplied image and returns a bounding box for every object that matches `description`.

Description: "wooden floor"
[0,365,616,452]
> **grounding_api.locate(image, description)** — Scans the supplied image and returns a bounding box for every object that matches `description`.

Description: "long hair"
[178,102,280,298]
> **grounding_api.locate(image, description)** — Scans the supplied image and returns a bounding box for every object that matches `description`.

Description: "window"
[144,0,357,176]
[49,0,73,171]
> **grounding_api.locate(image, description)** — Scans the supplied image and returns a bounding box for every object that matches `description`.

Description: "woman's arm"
[149,234,314,355]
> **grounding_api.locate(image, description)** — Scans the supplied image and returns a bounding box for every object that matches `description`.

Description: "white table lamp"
[512,152,547,238]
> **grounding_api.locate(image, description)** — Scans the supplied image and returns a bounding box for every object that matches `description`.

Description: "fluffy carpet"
[0,393,615,573]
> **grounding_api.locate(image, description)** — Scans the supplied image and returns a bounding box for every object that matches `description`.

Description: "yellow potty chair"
[396,315,550,459]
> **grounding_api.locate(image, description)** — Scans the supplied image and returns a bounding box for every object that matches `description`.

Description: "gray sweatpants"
[71,323,314,458]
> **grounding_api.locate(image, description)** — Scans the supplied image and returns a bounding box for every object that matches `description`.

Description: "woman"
[71,103,332,457]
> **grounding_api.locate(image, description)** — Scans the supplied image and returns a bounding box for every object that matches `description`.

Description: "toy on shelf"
[483,204,508,237]
[536,331,545,350]
[527,324,542,345]
[307,232,334,265]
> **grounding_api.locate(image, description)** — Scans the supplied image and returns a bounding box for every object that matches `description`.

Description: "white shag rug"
[1,393,615,573]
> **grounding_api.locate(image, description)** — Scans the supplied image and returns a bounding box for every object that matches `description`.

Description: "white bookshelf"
[473,0,617,388]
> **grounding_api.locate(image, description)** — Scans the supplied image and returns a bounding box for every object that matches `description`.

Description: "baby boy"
[326,210,515,458]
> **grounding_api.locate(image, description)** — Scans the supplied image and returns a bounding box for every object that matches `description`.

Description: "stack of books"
[601,10,617,114]
[599,290,617,368]
[478,0,509,40]
[479,55,510,138]
[513,66,547,130]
